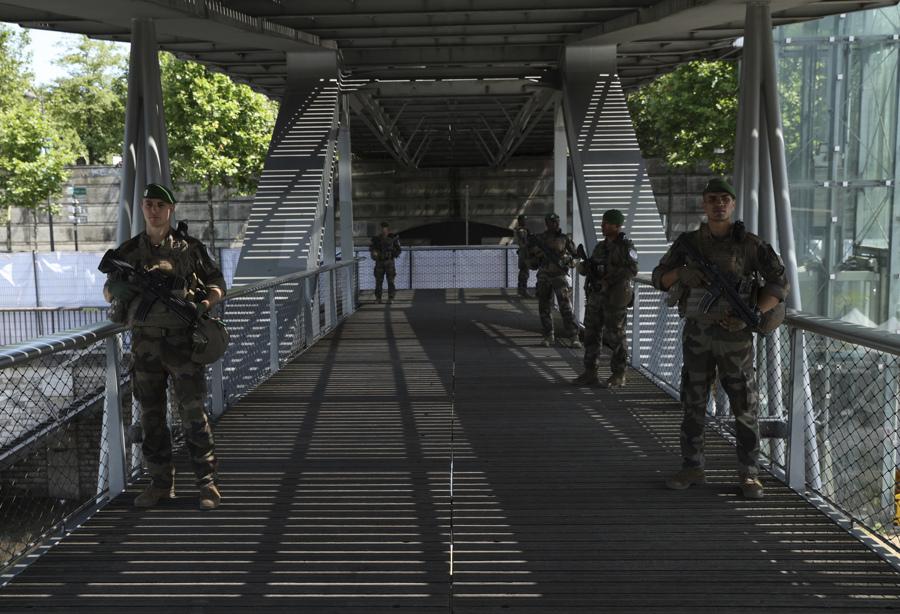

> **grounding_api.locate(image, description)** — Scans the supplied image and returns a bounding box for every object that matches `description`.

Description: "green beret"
[702,177,735,199]
[602,209,625,225]
[143,183,177,204]
[380,221,390,228]
[544,212,559,223]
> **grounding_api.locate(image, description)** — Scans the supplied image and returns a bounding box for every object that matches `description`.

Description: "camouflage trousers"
[517,255,529,291]
[374,260,397,299]
[582,292,628,376]
[679,318,760,477]
[536,273,577,338]
[132,328,218,488]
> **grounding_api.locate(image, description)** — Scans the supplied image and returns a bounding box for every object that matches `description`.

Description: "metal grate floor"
[3,289,900,613]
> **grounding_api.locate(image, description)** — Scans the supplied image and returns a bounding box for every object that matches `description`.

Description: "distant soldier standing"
[370,221,402,303]
[652,177,788,499]
[528,212,582,348]
[102,183,225,510]
[514,214,531,298]
[572,209,638,388]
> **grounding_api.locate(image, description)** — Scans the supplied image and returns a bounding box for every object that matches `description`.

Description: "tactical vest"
[533,230,573,277]
[682,226,760,321]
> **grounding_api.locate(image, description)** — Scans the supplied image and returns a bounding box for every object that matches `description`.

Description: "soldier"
[528,212,582,348]
[651,177,788,500]
[572,209,638,388]
[102,183,225,510]
[514,214,531,298]
[370,221,402,303]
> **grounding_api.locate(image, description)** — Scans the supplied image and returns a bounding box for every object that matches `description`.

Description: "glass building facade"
[775,8,900,328]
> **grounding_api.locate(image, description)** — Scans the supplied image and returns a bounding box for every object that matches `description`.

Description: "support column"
[338,99,355,263]
[554,103,568,231]
[118,18,172,243]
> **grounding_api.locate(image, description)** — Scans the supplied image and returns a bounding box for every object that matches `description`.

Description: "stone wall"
[5,158,711,251]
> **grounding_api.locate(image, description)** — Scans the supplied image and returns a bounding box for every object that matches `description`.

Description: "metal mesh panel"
[632,282,683,393]
[220,292,277,405]
[803,332,900,533]
[0,345,109,569]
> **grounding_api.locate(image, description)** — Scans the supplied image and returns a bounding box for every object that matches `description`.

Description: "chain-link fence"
[0,259,360,574]
[0,307,110,346]
[630,278,900,551]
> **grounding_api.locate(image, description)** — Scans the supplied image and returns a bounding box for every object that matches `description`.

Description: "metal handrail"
[0,258,362,370]
[633,276,900,357]
[227,257,361,299]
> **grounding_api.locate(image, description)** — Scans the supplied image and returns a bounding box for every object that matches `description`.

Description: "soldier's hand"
[677,265,708,288]
[193,301,210,318]
[106,280,139,302]
[719,310,747,332]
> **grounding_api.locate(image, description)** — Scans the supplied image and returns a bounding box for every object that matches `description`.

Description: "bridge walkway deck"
[3,289,900,612]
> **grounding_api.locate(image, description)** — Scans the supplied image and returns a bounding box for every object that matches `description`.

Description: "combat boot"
[199,484,222,510]
[740,476,764,499]
[134,484,175,507]
[517,288,529,298]
[569,337,583,349]
[572,370,599,386]
[665,467,706,490]
[540,334,554,347]
[375,295,383,304]
[599,373,626,389]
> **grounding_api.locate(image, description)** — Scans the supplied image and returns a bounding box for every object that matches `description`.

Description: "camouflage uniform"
[579,233,638,377]
[514,225,531,294]
[652,222,788,478]
[370,233,401,301]
[107,229,226,489]
[529,229,578,339]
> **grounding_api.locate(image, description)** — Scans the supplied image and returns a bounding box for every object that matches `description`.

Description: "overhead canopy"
[1,0,892,167]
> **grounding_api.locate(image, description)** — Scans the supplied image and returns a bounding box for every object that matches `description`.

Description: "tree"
[627,60,738,174]
[46,36,127,164]
[0,26,77,249]
[161,53,277,247]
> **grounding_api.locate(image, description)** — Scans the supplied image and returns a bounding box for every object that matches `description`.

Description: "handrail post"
[268,287,279,374]
[630,284,641,368]
[327,268,337,329]
[99,334,127,499]
[209,357,225,419]
[787,327,807,492]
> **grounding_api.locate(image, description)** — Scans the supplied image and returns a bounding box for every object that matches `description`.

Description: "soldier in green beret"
[102,182,225,510]
[513,214,531,298]
[652,176,789,500]
[572,209,638,388]
[369,221,402,303]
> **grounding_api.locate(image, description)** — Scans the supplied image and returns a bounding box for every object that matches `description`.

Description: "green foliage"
[0,26,76,214]
[160,53,277,196]
[627,60,738,174]
[46,36,127,164]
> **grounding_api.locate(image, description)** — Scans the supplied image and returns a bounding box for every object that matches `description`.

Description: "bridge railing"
[631,277,900,551]
[0,258,360,573]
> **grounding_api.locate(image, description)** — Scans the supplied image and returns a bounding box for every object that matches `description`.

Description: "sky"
[14,25,129,85]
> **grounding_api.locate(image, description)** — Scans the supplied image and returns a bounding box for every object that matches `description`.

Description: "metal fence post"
[409,249,414,289]
[268,287,279,374]
[630,284,641,368]
[787,327,807,492]
[327,268,337,329]
[99,335,127,499]
[210,357,225,419]
[880,361,899,523]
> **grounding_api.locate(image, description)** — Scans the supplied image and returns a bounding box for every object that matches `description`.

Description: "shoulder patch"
[628,248,639,261]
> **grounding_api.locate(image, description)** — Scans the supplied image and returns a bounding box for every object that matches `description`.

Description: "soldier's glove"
[106,280,139,302]
[677,265,708,288]
[719,309,748,332]
[193,301,209,318]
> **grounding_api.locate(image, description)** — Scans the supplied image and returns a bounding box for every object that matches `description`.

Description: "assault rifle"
[98,250,203,331]
[527,234,572,271]
[679,239,761,330]
[576,244,607,289]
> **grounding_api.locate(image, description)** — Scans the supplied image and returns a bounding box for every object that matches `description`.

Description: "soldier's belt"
[132,325,191,338]
[684,313,725,323]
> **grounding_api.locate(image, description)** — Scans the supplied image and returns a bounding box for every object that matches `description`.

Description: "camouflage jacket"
[106,228,226,329]
[578,233,638,308]
[528,229,577,278]
[370,234,401,262]
[651,222,788,320]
